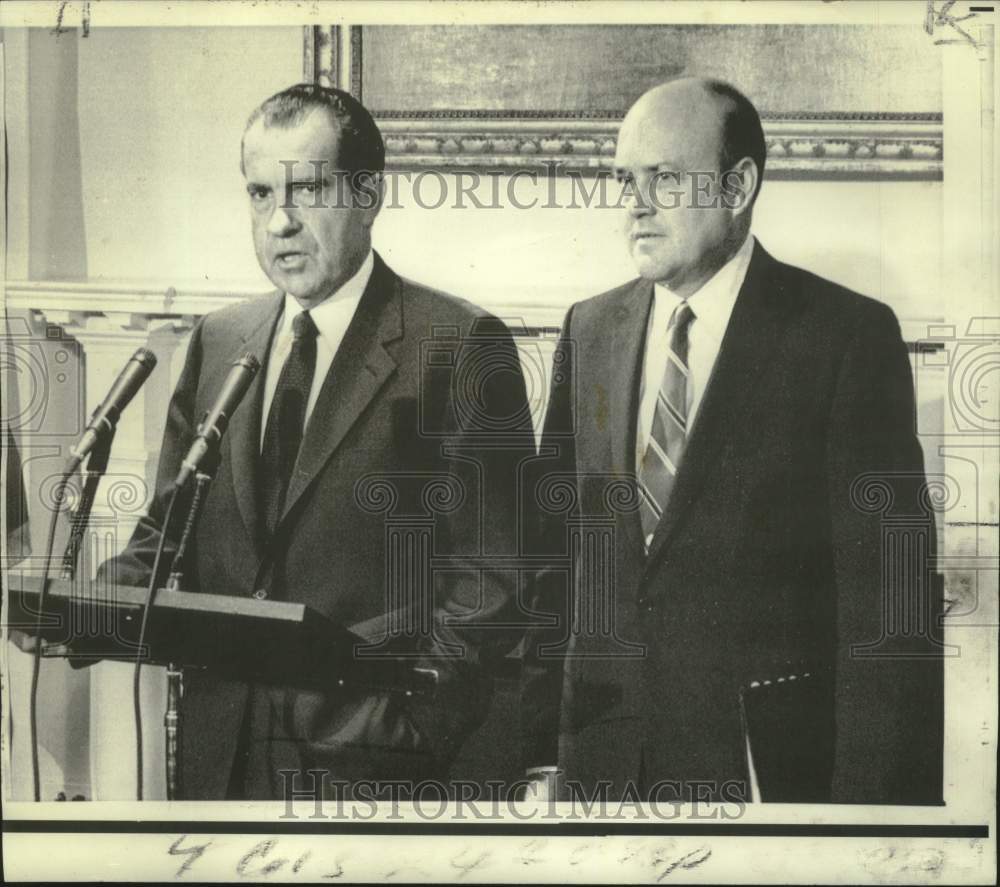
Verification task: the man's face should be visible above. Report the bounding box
[242,110,379,308]
[614,85,736,296]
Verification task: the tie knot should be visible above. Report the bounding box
[671,301,695,333]
[292,310,318,341]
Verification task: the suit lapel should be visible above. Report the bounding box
[608,279,654,557]
[278,254,402,528]
[644,243,786,567]
[225,293,284,548]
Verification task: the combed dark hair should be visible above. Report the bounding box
[704,79,766,205]
[242,83,385,174]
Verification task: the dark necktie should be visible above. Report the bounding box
[259,310,318,537]
[638,301,695,550]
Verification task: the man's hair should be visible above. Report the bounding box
[242,83,385,175]
[704,79,766,205]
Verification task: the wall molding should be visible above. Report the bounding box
[4,280,943,345]
[3,280,271,322]
[376,113,943,179]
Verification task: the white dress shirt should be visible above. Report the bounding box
[259,250,374,450]
[635,234,755,470]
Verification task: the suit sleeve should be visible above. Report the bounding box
[371,313,537,765]
[96,319,205,590]
[826,301,944,804]
[519,306,577,770]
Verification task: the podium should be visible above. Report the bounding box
[6,572,438,799]
[5,573,438,694]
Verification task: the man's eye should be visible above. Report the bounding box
[249,188,271,202]
[293,182,319,195]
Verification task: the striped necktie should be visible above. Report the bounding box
[638,301,695,550]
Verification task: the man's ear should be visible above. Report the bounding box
[721,157,758,218]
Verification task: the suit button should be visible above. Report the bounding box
[252,589,268,600]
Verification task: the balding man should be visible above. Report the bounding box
[521,78,943,805]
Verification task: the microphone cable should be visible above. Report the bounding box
[28,459,77,801]
[131,482,182,801]
[130,351,258,798]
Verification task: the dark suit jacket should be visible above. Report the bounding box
[102,252,533,799]
[521,241,944,805]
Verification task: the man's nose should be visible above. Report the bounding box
[266,203,300,236]
[625,180,654,218]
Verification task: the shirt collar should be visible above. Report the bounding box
[279,249,374,341]
[653,234,755,340]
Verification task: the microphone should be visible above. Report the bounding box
[175,352,260,487]
[70,348,158,464]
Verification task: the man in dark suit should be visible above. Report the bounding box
[521,78,944,805]
[100,84,533,800]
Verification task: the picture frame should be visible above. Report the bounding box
[304,23,943,178]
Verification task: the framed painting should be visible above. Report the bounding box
[304,23,943,178]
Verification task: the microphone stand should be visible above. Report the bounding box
[60,431,115,583]
[162,446,219,801]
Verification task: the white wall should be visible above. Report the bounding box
[376,174,944,325]
[75,26,302,286]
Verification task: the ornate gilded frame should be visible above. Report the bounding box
[304,25,942,179]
